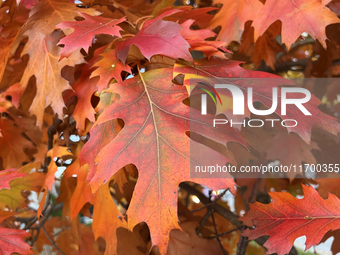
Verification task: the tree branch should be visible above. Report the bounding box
[179,182,242,228]
[42,225,66,255]
[237,178,261,255]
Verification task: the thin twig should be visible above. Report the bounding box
[237,178,261,255]
[211,211,228,255]
[30,228,40,246]
[178,203,210,215]
[206,227,241,239]
[196,208,212,235]
[42,225,67,255]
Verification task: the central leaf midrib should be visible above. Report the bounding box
[139,70,162,224]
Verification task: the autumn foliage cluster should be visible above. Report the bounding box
[2,0,340,254]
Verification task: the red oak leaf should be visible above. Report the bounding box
[242,185,340,255]
[0,211,33,255]
[155,6,218,28]
[80,68,244,253]
[116,10,192,64]
[56,13,125,58]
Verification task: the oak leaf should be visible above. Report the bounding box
[63,159,95,219]
[63,46,108,132]
[242,184,340,255]
[317,178,340,198]
[209,0,262,44]
[156,6,217,28]
[81,68,244,252]
[90,49,132,92]
[20,31,85,126]
[0,211,33,255]
[0,162,45,209]
[180,19,228,59]
[65,71,99,133]
[0,24,22,84]
[92,181,126,255]
[0,118,35,169]
[56,13,125,59]
[167,222,224,255]
[18,0,98,37]
[116,10,192,64]
[0,168,26,190]
[252,0,340,49]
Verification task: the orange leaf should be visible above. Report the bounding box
[92,181,126,255]
[252,0,340,49]
[20,31,85,126]
[90,49,131,92]
[209,0,262,44]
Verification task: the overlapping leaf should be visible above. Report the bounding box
[116,10,192,64]
[92,181,126,255]
[0,211,33,255]
[0,163,45,210]
[56,13,125,58]
[14,0,98,125]
[252,0,340,49]
[242,185,340,255]
[80,68,244,252]
[18,0,98,37]
[20,31,85,126]
[180,19,228,59]
[0,118,36,169]
[209,0,262,44]
[90,49,132,92]
[0,168,26,190]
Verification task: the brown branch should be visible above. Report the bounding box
[42,225,67,255]
[206,227,241,239]
[237,178,261,255]
[179,182,242,228]
[196,208,212,236]
[211,211,228,255]
[30,228,40,246]
[178,204,210,215]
